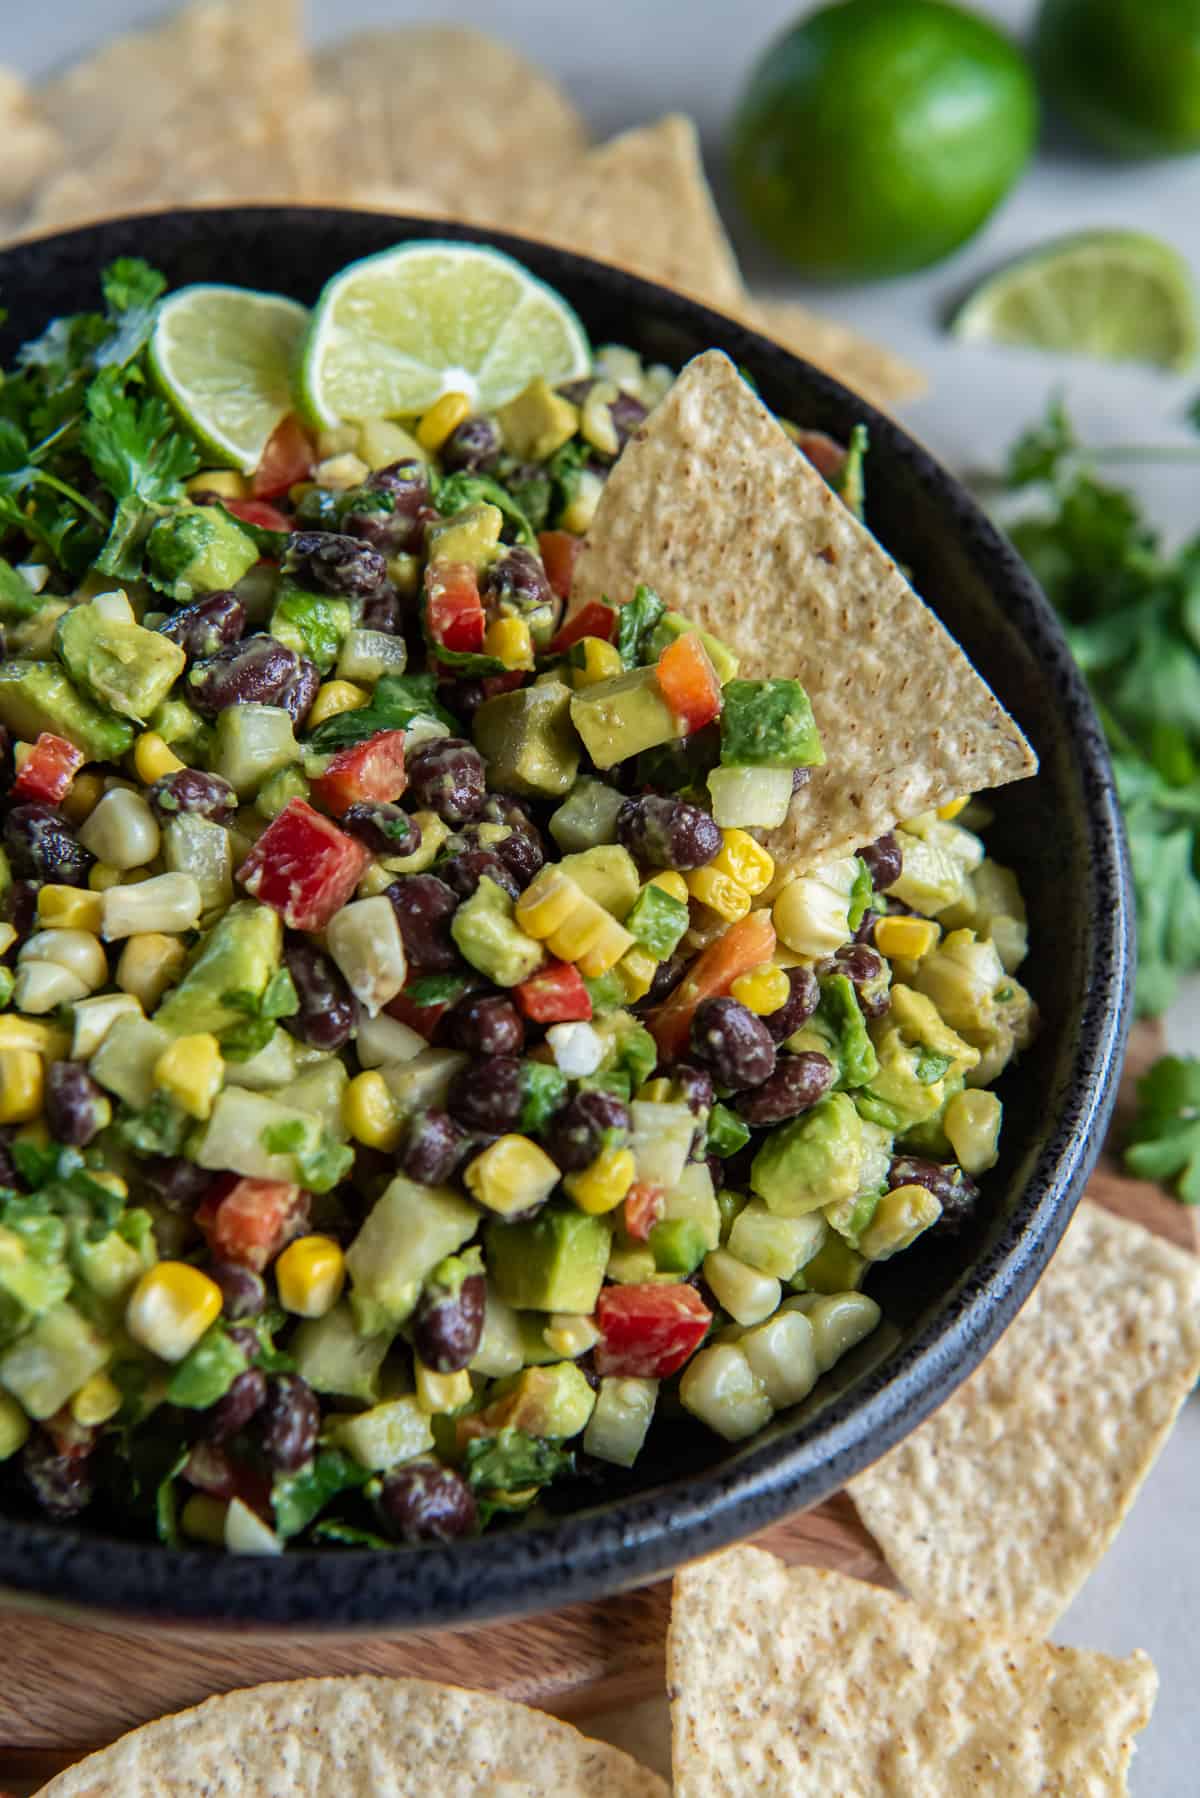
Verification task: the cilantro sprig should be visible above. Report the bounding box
[1123,1054,1200,1203]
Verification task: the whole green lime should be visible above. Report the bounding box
[729,0,1038,280]
[1036,0,1200,157]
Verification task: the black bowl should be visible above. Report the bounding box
[0,209,1132,1629]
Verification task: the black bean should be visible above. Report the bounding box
[441,847,520,902]
[735,1052,835,1125]
[481,798,545,887]
[441,679,486,724]
[278,655,320,727]
[401,1109,471,1185]
[183,1440,238,1497]
[824,943,890,1019]
[208,1260,267,1319]
[447,993,525,1057]
[481,545,554,617]
[378,1460,477,1542]
[22,1431,94,1517]
[690,997,777,1090]
[345,461,433,554]
[889,1155,979,1236]
[44,1062,108,1148]
[764,965,820,1043]
[4,879,37,934]
[447,1056,523,1135]
[412,1271,486,1372]
[670,1062,715,1115]
[405,737,486,825]
[205,1367,267,1442]
[609,389,648,446]
[359,582,405,635]
[283,530,389,599]
[705,1151,726,1190]
[147,768,237,823]
[544,1089,630,1172]
[385,874,460,971]
[283,938,355,1051]
[341,801,420,859]
[260,1373,320,1472]
[643,951,688,1008]
[3,804,92,887]
[0,1131,17,1190]
[187,633,303,716]
[158,589,246,660]
[859,831,902,890]
[441,417,501,473]
[617,795,721,870]
[141,1156,214,1214]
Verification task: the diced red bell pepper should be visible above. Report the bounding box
[252,413,314,499]
[11,732,85,805]
[425,560,485,654]
[657,631,723,733]
[310,729,407,817]
[514,959,592,1023]
[236,799,369,930]
[594,1282,712,1379]
[792,428,847,481]
[224,496,292,532]
[195,1177,309,1273]
[385,991,450,1041]
[623,1182,666,1242]
[647,909,777,1062]
[538,530,584,603]
[549,597,616,655]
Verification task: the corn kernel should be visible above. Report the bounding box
[12,960,90,1014]
[0,923,14,957]
[37,886,103,932]
[308,680,370,729]
[0,1016,65,1057]
[874,915,941,961]
[859,1184,941,1261]
[186,468,247,500]
[544,1313,602,1358]
[381,810,447,875]
[125,1262,223,1362]
[937,795,970,821]
[70,1370,123,1427]
[342,1069,405,1150]
[615,945,658,1002]
[564,1146,637,1215]
[647,870,689,906]
[153,1033,224,1121]
[416,390,472,452]
[464,1134,561,1217]
[116,932,188,1010]
[702,1248,781,1326]
[314,451,369,491]
[516,868,584,938]
[415,1359,473,1415]
[88,862,125,892]
[484,615,535,671]
[0,1049,43,1125]
[59,770,104,825]
[275,1235,346,1319]
[685,867,751,923]
[574,911,635,978]
[545,905,608,963]
[730,963,791,1015]
[18,927,107,990]
[356,863,396,899]
[133,731,185,784]
[712,829,775,896]
[571,636,623,687]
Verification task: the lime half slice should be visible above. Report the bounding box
[150,285,310,473]
[299,240,591,428]
[952,230,1200,371]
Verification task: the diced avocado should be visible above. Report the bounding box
[57,597,186,723]
[798,1235,867,1294]
[516,1311,563,1367]
[469,1283,524,1377]
[649,1218,709,1274]
[569,665,686,769]
[485,1361,596,1438]
[211,703,300,798]
[751,1092,864,1217]
[154,900,283,1038]
[358,418,428,468]
[855,1022,951,1133]
[822,1120,892,1245]
[451,876,543,986]
[549,778,625,852]
[0,1302,109,1420]
[291,1299,393,1402]
[728,1201,827,1280]
[163,813,234,925]
[473,679,580,798]
[583,1375,658,1467]
[149,696,212,762]
[719,679,824,769]
[381,1049,469,1118]
[788,973,878,1089]
[331,1394,434,1470]
[707,1102,751,1160]
[912,930,1034,1076]
[625,881,689,959]
[606,1241,657,1284]
[166,1323,248,1409]
[427,503,503,570]
[886,983,981,1082]
[147,504,259,601]
[0,1225,71,1349]
[69,1220,152,1307]
[497,378,579,461]
[559,845,640,919]
[336,626,409,685]
[345,1175,479,1329]
[662,1161,721,1252]
[486,1207,611,1313]
[888,820,983,914]
[269,583,352,673]
[89,1014,171,1110]
[647,612,740,683]
[938,859,1028,974]
[275,1058,349,1138]
[0,659,133,762]
[8,599,70,659]
[255,764,311,820]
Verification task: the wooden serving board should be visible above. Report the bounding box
[0,1023,1191,1794]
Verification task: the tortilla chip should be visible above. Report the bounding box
[848,1200,1200,1636]
[513,115,746,315]
[668,1547,1157,1797]
[748,297,928,409]
[0,69,61,211]
[39,1675,668,1797]
[570,350,1035,868]
[314,27,587,224]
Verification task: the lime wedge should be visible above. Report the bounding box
[951,230,1199,371]
[298,241,591,428]
[150,285,309,473]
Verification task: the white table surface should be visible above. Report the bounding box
[11,2,1200,1789]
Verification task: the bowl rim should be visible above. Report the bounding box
[0,207,1134,1631]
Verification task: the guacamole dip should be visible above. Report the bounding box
[0,258,1035,1552]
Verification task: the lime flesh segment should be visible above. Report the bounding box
[951,230,1199,371]
[150,285,310,474]
[299,241,591,428]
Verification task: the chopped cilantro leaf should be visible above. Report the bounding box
[1123,1054,1200,1203]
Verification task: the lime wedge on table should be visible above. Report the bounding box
[149,286,309,474]
[298,241,591,429]
[951,231,1199,371]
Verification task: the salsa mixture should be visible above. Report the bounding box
[0,257,1034,1552]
